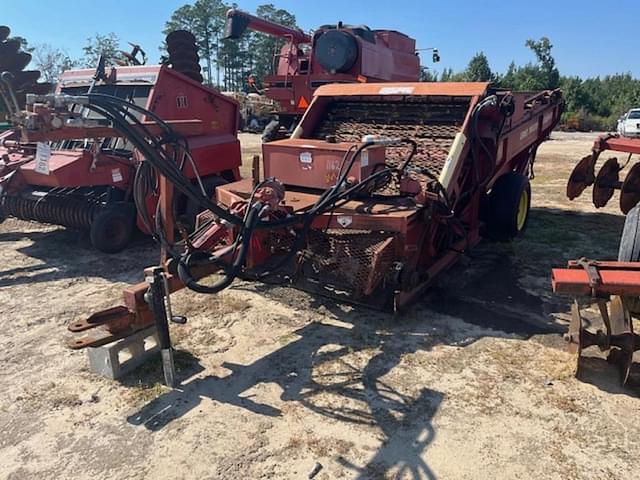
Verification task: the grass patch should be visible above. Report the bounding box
[121,349,201,404]
[508,208,624,277]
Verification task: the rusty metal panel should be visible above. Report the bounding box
[313,82,490,98]
[301,229,397,297]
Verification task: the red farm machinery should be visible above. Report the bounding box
[5,79,563,384]
[0,30,241,252]
[552,134,640,386]
[223,8,428,138]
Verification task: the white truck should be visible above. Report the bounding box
[617,108,640,137]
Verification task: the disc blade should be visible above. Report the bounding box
[622,306,635,385]
[568,300,583,357]
[593,157,619,208]
[620,162,640,214]
[11,69,40,90]
[567,153,597,200]
[0,38,20,57]
[609,295,631,335]
[0,50,31,73]
[166,30,197,45]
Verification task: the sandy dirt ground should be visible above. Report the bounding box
[0,132,638,480]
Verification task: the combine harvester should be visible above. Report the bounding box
[7,79,563,383]
[0,30,242,252]
[223,8,430,138]
[552,133,640,386]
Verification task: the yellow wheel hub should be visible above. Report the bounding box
[516,189,529,231]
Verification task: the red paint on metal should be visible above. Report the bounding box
[263,139,386,189]
[312,82,490,98]
[224,9,421,117]
[0,64,242,236]
[552,267,640,296]
[72,81,563,346]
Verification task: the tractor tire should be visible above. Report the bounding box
[485,172,531,241]
[618,204,640,315]
[90,202,136,254]
[618,204,640,262]
[262,119,280,143]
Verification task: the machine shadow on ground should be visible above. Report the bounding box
[0,224,155,287]
[119,204,634,475]
[432,206,624,329]
[126,317,446,478]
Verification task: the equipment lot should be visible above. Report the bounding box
[0,132,638,480]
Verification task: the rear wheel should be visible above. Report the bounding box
[484,172,531,241]
[619,204,640,262]
[90,202,136,254]
[618,204,640,315]
[262,119,281,142]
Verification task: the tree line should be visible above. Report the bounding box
[422,38,640,130]
[26,1,295,93]
[22,2,640,131]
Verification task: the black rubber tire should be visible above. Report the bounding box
[618,204,640,315]
[485,172,531,241]
[618,204,640,262]
[262,119,281,143]
[90,202,136,254]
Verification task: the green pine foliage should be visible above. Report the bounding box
[435,38,639,131]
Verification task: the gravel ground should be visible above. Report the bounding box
[0,132,638,480]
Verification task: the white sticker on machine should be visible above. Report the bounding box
[378,86,415,95]
[112,168,124,183]
[34,142,51,175]
[299,151,313,171]
[361,150,369,167]
[337,216,352,228]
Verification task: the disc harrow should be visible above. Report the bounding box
[567,297,639,385]
[567,134,640,213]
[553,259,640,386]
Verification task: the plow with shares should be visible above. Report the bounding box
[8,80,563,385]
[552,134,640,386]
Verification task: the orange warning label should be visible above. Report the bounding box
[297,96,309,109]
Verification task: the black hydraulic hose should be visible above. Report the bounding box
[88,93,176,135]
[177,202,262,293]
[254,138,422,279]
[471,95,500,189]
[84,99,247,227]
[398,138,418,172]
[80,96,437,273]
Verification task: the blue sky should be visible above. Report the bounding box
[4,0,638,78]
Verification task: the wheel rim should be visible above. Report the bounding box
[516,189,529,231]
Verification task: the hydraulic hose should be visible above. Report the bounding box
[177,201,262,293]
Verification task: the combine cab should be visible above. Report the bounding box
[0,31,241,253]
